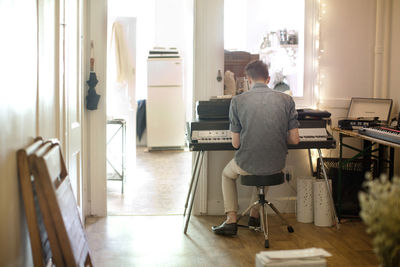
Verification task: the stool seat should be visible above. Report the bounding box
[237,171,293,248]
[240,172,284,186]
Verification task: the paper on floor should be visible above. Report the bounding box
[255,248,331,267]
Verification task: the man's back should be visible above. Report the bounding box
[229,83,299,175]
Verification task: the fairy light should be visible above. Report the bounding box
[314,59,319,68]
[314,0,324,107]
[314,85,319,100]
[310,0,322,109]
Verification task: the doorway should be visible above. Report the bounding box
[106,0,194,216]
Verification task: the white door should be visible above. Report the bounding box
[62,0,84,219]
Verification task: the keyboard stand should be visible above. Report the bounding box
[333,127,398,219]
[183,150,205,234]
[183,146,340,234]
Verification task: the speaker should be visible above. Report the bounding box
[317,158,378,218]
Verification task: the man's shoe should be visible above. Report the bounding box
[248,216,260,229]
[211,221,237,236]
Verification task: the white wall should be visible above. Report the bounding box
[108,0,156,101]
[154,0,194,122]
[319,0,377,109]
[37,0,59,140]
[88,0,108,216]
[389,0,400,113]
[0,1,40,266]
[0,0,90,264]
[389,0,400,175]
[193,0,225,215]
[289,0,383,210]
[318,0,377,162]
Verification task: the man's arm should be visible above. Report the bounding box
[287,128,300,145]
[231,132,240,149]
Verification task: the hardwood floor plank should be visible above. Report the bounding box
[107,148,191,215]
[85,214,379,267]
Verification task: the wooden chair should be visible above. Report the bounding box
[30,142,93,267]
[17,137,55,267]
[224,50,259,78]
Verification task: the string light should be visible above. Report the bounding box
[314,0,324,107]
[314,85,319,100]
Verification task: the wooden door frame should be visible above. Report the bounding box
[193,0,225,215]
[87,0,200,217]
[85,0,108,217]
[58,0,88,219]
[81,0,91,219]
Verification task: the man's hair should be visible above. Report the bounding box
[245,60,269,81]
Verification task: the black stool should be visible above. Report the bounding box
[237,172,294,248]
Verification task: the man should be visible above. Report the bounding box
[212,60,300,236]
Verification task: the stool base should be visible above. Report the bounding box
[237,186,294,248]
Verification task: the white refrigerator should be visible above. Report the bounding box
[146,57,185,149]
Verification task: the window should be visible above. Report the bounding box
[224,0,318,107]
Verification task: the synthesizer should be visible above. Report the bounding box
[188,120,233,151]
[187,119,336,151]
[358,126,400,145]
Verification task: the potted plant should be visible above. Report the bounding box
[359,174,400,267]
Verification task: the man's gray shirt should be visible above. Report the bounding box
[229,83,299,175]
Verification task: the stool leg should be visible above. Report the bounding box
[259,204,269,248]
[237,201,260,223]
[266,200,294,233]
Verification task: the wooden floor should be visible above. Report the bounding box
[85,214,378,267]
[97,148,379,266]
[107,147,192,215]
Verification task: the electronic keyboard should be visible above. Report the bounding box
[358,126,400,145]
[187,119,336,151]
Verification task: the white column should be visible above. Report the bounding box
[87,0,108,216]
[193,0,225,214]
[374,0,392,98]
